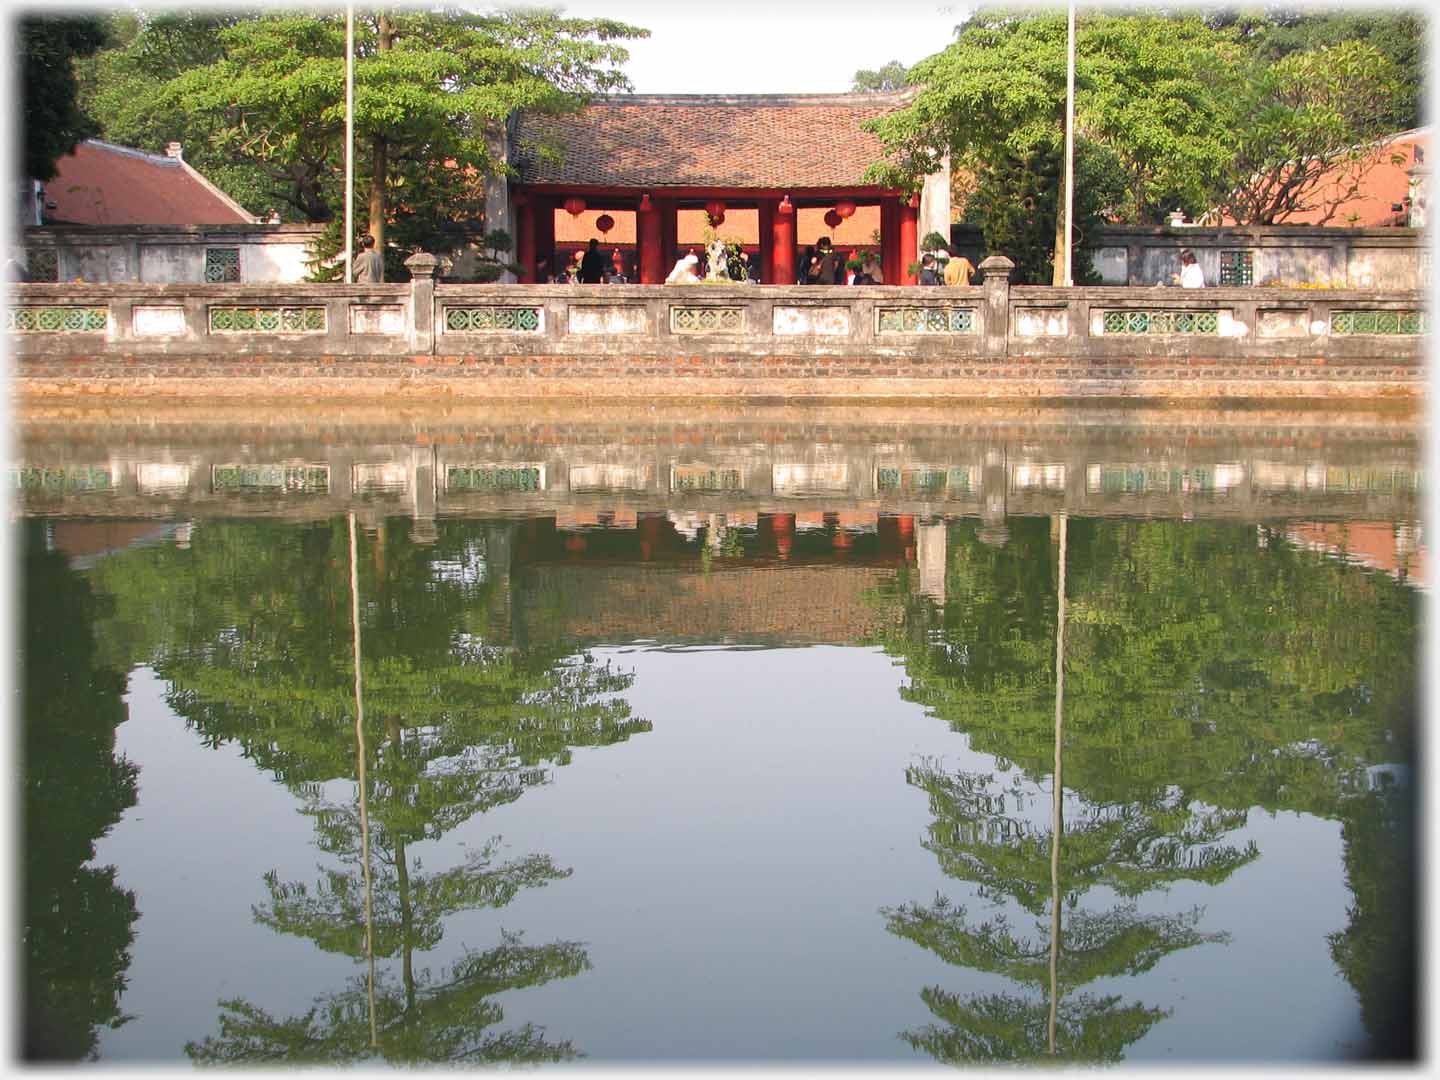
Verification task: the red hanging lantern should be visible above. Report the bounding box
[777,195,794,216]
[824,209,843,230]
[563,196,587,217]
[595,213,615,235]
[705,199,727,226]
[835,199,857,219]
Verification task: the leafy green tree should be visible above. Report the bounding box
[865,10,1235,281]
[134,8,645,257]
[72,11,277,216]
[19,13,107,182]
[851,59,912,93]
[20,522,140,1060]
[1205,7,1426,131]
[1207,40,1408,224]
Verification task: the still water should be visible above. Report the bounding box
[17,405,1420,1065]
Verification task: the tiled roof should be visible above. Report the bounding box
[44,140,255,226]
[513,92,912,190]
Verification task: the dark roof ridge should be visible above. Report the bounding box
[586,89,917,108]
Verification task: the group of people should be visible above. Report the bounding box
[795,237,885,285]
[347,235,1206,289]
[917,246,977,286]
[544,238,631,284]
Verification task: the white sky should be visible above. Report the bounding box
[542,0,968,94]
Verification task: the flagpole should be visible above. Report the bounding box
[344,4,355,283]
[1063,0,1076,287]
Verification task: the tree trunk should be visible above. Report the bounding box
[367,13,394,250]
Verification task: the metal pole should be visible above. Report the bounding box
[1062,0,1076,287]
[344,4,355,283]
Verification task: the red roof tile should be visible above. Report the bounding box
[44,140,255,226]
[514,92,912,190]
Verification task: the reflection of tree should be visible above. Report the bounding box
[1328,774,1416,1059]
[885,761,1235,1064]
[881,515,1419,1063]
[187,933,588,1064]
[888,518,1415,815]
[187,819,588,1065]
[117,516,646,1064]
[21,521,140,1060]
[903,988,1165,1065]
[907,764,1257,915]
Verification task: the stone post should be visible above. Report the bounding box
[405,252,440,355]
[978,254,1014,358]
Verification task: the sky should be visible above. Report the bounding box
[512,0,968,94]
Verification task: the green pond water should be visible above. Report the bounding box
[16,409,1420,1065]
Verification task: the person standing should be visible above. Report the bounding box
[1172,249,1205,288]
[353,235,384,283]
[579,238,607,284]
[917,251,942,285]
[943,248,975,286]
[815,237,842,284]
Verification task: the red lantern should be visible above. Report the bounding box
[705,199,726,226]
[835,199,856,219]
[564,196,587,217]
[824,209,843,230]
[595,213,615,235]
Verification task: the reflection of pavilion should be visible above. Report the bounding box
[502,510,945,646]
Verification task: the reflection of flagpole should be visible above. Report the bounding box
[1048,512,1068,1055]
[344,4,355,283]
[349,511,377,1049]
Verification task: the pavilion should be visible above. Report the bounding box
[499,91,949,285]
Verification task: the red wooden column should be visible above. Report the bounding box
[535,199,555,281]
[757,199,775,284]
[880,197,899,286]
[637,197,663,284]
[771,199,795,286]
[515,197,536,283]
[899,195,919,285]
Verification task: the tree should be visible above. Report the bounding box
[852,60,912,93]
[72,12,277,216]
[1205,8,1426,131]
[140,9,645,257]
[864,10,1236,282]
[18,14,107,182]
[1208,41,1408,224]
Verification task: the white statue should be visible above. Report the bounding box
[706,237,729,282]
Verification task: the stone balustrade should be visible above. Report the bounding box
[9,255,1427,400]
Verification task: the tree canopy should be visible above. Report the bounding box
[865,6,1421,280]
[74,7,647,270]
[19,14,107,182]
